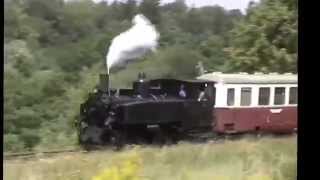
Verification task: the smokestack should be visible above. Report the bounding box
[98,74,109,93]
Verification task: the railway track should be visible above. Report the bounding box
[4,133,296,160]
[3,144,135,160]
[4,148,85,160]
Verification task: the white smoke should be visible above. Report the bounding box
[106,14,160,74]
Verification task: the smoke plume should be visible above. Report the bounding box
[106,14,159,74]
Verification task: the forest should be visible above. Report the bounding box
[4,0,297,152]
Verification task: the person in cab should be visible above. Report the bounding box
[179,84,187,98]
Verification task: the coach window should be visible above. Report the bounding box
[258,87,270,105]
[274,87,285,105]
[289,87,297,104]
[227,88,235,106]
[241,87,252,106]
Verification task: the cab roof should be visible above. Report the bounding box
[197,72,297,84]
[149,78,214,85]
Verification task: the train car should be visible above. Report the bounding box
[197,72,298,134]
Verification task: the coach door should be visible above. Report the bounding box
[264,87,289,132]
[196,83,215,127]
[182,83,214,129]
[197,83,215,127]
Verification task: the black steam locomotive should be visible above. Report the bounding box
[77,73,216,148]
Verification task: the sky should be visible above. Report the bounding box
[94,0,261,13]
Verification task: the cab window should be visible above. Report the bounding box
[227,88,235,106]
[289,87,297,104]
[274,87,285,105]
[258,87,270,105]
[241,87,252,106]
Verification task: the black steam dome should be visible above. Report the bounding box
[133,72,149,98]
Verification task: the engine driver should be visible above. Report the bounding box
[179,84,187,98]
[198,84,208,101]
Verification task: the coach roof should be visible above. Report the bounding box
[197,72,297,84]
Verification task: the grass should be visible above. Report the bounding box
[3,135,297,180]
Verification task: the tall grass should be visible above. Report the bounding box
[4,135,297,180]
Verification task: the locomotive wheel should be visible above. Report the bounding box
[152,126,175,146]
[79,125,104,144]
[139,137,151,145]
[109,129,125,150]
[152,131,169,145]
[81,143,97,151]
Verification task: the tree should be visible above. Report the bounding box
[199,35,228,71]
[121,0,137,20]
[24,0,63,21]
[179,8,205,35]
[225,0,297,73]
[161,0,187,14]
[94,2,111,29]
[56,0,97,42]
[178,5,236,36]
[4,1,39,41]
[139,0,161,25]
[6,40,35,77]
[150,46,205,79]
[225,9,243,33]
[199,6,228,35]
[109,0,124,20]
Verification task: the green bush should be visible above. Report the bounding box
[19,129,41,149]
[4,134,25,152]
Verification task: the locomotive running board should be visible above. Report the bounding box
[147,125,160,128]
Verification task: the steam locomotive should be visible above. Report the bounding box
[77,72,297,149]
[77,73,216,148]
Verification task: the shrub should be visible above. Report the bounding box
[92,151,143,180]
[4,134,25,152]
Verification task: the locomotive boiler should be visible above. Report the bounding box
[77,73,216,148]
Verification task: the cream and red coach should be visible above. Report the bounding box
[197,72,297,134]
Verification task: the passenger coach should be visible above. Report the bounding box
[198,72,297,134]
